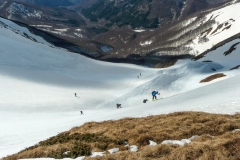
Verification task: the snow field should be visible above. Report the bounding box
[1,11,240,159]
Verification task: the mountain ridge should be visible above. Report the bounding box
[0,0,237,67]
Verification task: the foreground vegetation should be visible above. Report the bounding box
[3,112,240,160]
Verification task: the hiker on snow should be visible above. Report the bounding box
[116,103,122,109]
[152,91,159,100]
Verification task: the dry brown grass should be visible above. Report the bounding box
[200,73,226,83]
[3,112,240,160]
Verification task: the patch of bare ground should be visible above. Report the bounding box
[222,24,231,31]
[230,65,240,70]
[200,73,226,83]
[211,23,223,35]
[3,112,240,160]
[154,60,177,68]
[202,60,212,62]
[199,28,212,37]
[224,42,240,56]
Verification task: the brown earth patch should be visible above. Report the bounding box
[200,73,226,83]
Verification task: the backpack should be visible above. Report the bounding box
[152,91,156,96]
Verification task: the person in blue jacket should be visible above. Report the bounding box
[152,91,159,100]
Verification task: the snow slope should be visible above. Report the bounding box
[189,1,240,55]
[1,17,240,158]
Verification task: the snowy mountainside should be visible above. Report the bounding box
[189,1,240,55]
[1,16,240,158]
[196,38,240,69]
[0,17,157,112]
[0,15,239,113]
[10,2,42,19]
[0,15,239,108]
[99,36,240,108]
[0,18,50,45]
[101,0,240,65]
[0,0,87,38]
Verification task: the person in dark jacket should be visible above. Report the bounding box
[143,99,148,103]
[116,103,122,109]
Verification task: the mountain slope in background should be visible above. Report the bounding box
[95,0,240,66]
[0,0,235,67]
[74,0,228,28]
[14,0,82,7]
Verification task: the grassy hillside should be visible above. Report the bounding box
[3,111,240,160]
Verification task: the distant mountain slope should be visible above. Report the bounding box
[14,0,82,7]
[96,0,240,66]
[74,0,228,29]
[0,0,236,67]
